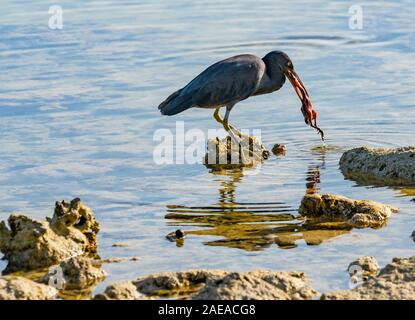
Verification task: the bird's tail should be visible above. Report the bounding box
[158,89,194,116]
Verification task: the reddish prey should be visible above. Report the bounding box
[286,70,324,141]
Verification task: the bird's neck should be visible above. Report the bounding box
[256,59,286,95]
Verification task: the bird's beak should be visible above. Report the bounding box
[285,69,324,140]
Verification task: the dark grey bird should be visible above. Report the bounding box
[158,51,324,140]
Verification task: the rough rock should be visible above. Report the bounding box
[166,229,186,242]
[271,144,286,156]
[192,270,318,300]
[340,146,415,186]
[42,256,106,290]
[94,281,149,300]
[0,276,57,300]
[299,193,398,228]
[204,135,269,170]
[348,256,379,278]
[322,256,415,300]
[94,269,319,300]
[0,198,99,274]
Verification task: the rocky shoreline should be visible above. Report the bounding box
[0,146,414,300]
[3,254,415,300]
[0,196,412,300]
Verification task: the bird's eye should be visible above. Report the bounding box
[287,61,293,69]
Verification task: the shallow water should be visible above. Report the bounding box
[0,1,414,296]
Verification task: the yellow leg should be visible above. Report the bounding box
[213,107,223,124]
[222,109,242,137]
[220,108,267,160]
[220,109,251,163]
[214,107,242,136]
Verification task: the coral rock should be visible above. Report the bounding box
[0,276,57,300]
[271,144,286,156]
[0,198,99,274]
[94,281,149,300]
[322,256,415,300]
[340,146,415,186]
[299,193,398,228]
[348,256,379,279]
[192,270,318,300]
[95,269,319,300]
[42,256,106,290]
[204,135,268,170]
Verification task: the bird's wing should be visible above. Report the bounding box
[181,55,265,107]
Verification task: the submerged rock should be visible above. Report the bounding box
[94,269,319,300]
[299,194,398,228]
[166,229,186,242]
[101,257,140,264]
[111,242,129,247]
[340,146,415,186]
[42,256,106,290]
[322,256,415,300]
[0,198,100,274]
[0,276,57,300]
[271,144,286,156]
[204,135,269,171]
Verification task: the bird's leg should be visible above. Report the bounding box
[213,107,223,125]
[223,107,243,138]
[222,107,252,164]
[214,107,239,143]
[213,106,241,153]
[214,107,242,137]
[223,107,267,159]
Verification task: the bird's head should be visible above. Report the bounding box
[266,51,324,140]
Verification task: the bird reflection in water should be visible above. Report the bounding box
[165,148,352,251]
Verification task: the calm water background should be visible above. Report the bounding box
[0,1,414,296]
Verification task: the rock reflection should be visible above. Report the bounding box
[165,148,352,251]
[305,153,325,195]
[341,172,415,199]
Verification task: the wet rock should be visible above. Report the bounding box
[204,135,268,171]
[340,146,415,186]
[192,270,318,300]
[271,144,286,156]
[299,193,398,228]
[101,258,125,264]
[112,242,129,247]
[348,256,379,279]
[94,282,149,300]
[166,229,186,242]
[0,198,100,274]
[322,256,415,300]
[101,257,140,264]
[0,276,57,300]
[42,256,106,290]
[95,269,319,300]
